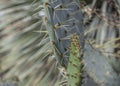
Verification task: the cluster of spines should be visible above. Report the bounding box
[66,34,84,86]
[43,0,84,68]
[43,0,84,85]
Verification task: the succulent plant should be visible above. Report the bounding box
[43,0,85,67]
[43,0,120,86]
[43,0,85,85]
[0,0,61,86]
[0,0,120,86]
[84,43,120,86]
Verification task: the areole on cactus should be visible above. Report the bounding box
[43,0,85,85]
[43,0,120,86]
[0,0,120,86]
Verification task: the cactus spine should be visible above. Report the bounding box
[67,34,83,86]
[43,0,84,67]
[43,0,85,85]
[43,0,120,86]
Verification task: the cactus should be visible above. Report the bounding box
[43,0,120,86]
[43,0,85,85]
[0,0,61,86]
[0,0,120,86]
[66,34,83,86]
[83,43,120,86]
[43,0,85,67]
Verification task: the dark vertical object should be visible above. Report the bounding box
[44,0,85,67]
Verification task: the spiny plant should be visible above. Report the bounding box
[84,0,120,74]
[43,0,85,85]
[43,0,85,67]
[0,0,120,86]
[0,0,63,86]
[66,34,83,86]
[43,0,120,86]
[83,0,120,85]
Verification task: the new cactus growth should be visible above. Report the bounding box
[67,34,83,86]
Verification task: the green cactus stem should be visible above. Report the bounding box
[67,34,83,86]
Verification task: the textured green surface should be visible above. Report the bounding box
[67,34,83,86]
